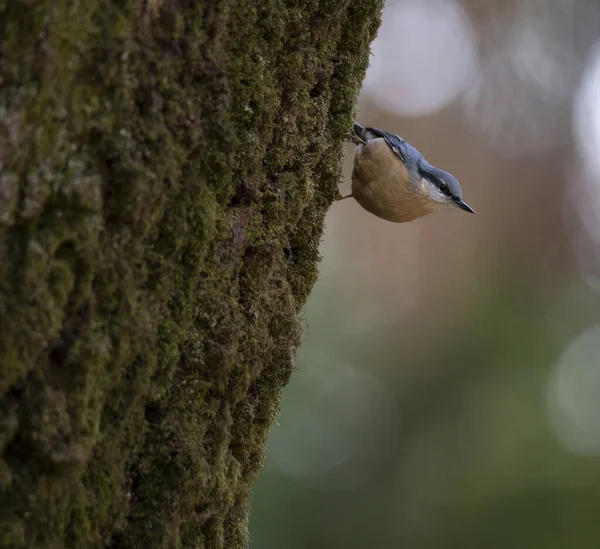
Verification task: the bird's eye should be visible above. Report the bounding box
[440,183,449,194]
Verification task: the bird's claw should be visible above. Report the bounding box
[334,189,352,201]
[344,131,366,146]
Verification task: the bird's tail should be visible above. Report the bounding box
[353,122,365,139]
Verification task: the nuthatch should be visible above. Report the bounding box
[337,122,475,223]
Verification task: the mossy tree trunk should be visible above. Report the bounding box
[0,0,382,547]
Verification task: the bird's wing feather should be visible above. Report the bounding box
[364,127,409,164]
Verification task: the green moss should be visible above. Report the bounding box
[0,0,383,546]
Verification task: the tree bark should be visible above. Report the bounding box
[0,0,382,547]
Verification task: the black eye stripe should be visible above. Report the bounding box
[419,169,451,195]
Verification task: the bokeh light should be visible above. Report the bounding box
[547,324,600,456]
[363,0,477,117]
[571,38,600,294]
[462,0,590,156]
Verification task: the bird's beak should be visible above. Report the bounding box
[453,197,475,214]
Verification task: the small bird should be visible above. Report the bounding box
[338,122,475,223]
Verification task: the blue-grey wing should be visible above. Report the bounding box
[365,128,417,164]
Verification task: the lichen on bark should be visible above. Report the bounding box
[0,0,383,547]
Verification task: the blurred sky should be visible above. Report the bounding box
[251,1,600,547]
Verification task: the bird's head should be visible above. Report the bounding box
[416,164,475,214]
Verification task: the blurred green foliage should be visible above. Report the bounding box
[251,267,600,548]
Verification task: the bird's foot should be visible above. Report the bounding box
[344,131,366,146]
[335,190,353,201]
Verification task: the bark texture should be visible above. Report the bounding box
[0,0,382,547]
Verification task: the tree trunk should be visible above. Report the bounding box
[0,0,382,547]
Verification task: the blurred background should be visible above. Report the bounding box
[250,0,600,546]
